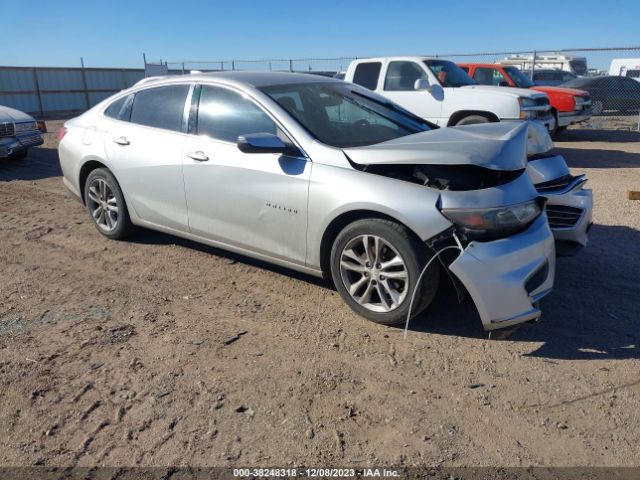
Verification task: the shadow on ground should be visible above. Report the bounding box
[398,223,640,360]
[0,147,61,181]
[129,228,333,290]
[552,146,640,169]
[557,129,640,143]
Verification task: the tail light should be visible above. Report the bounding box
[58,127,68,142]
[37,120,47,133]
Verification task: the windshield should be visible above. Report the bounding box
[423,60,476,87]
[259,82,432,148]
[504,66,534,88]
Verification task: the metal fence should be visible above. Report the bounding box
[2,46,639,130]
[0,66,149,118]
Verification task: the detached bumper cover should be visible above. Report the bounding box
[449,215,556,331]
[528,154,593,247]
[545,186,593,246]
[0,132,43,158]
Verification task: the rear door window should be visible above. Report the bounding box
[352,62,382,90]
[130,85,190,132]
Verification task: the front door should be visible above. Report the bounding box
[182,84,310,265]
[380,60,444,124]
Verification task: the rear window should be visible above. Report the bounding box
[130,85,190,132]
[104,94,133,121]
[352,62,381,90]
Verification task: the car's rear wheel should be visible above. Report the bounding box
[84,168,133,240]
[455,114,491,126]
[330,218,439,325]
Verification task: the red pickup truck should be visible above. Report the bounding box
[459,63,592,135]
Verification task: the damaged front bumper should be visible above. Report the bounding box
[448,214,556,330]
[527,154,593,247]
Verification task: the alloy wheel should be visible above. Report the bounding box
[87,178,119,232]
[339,234,409,313]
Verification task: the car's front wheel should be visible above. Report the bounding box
[330,218,439,325]
[84,168,133,240]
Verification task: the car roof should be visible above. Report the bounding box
[458,63,502,68]
[353,56,438,62]
[135,71,341,89]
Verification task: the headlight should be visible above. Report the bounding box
[519,97,538,119]
[519,97,537,110]
[441,201,541,236]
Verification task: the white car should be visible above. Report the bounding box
[0,106,44,160]
[345,57,555,131]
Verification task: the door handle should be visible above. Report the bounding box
[187,151,209,162]
[112,136,130,146]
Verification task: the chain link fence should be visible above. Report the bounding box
[167,46,640,131]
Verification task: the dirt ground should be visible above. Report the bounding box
[0,121,639,469]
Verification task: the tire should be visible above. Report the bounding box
[84,168,133,240]
[592,100,604,116]
[455,114,491,126]
[549,110,559,138]
[330,218,440,326]
[9,149,28,160]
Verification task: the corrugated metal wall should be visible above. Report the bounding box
[0,66,148,117]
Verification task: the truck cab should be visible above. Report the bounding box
[345,57,555,131]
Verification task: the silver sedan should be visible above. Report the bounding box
[58,72,555,330]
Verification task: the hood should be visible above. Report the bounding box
[461,84,547,98]
[531,86,589,97]
[0,105,36,123]
[344,122,528,171]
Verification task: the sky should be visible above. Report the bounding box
[2,0,640,70]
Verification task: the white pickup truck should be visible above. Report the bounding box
[345,56,555,131]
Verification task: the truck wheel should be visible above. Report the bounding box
[330,218,440,326]
[549,110,559,137]
[455,115,491,126]
[592,100,604,116]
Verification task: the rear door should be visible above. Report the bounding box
[181,84,310,264]
[104,84,191,231]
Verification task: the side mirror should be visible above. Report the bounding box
[237,133,287,154]
[414,78,430,91]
